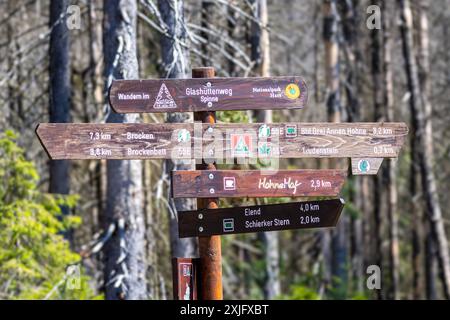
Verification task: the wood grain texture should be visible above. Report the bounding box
[178,198,345,237]
[192,66,223,301]
[171,169,347,198]
[36,122,408,160]
[109,76,308,113]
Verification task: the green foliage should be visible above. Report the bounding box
[327,275,348,299]
[217,110,249,123]
[340,177,361,220]
[0,130,96,299]
[279,285,320,300]
[349,292,368,300]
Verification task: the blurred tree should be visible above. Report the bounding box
[381,1,400,300]
[370,0,384,300]
[398,0,450,299]
[340,0,364,295]
[323,0,348,298]
[0,131,95,299]
[102,0,147,300]
[49,0,71,239]
[249,0,281,300]
[158,0,198,260]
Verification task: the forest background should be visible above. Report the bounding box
[0,0,449,300]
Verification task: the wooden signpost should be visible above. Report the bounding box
[36,122,408,175]
[178,199,345,238]
[35,67,408,301]
[171,169,347,198]
[172,258,199,300]
[109,76,308,113]
[192,67,222,300]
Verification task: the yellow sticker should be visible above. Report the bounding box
[285,83,301,100]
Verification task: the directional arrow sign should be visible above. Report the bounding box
[171,169,347,198]
[35,123,185,160]
[178,198,345,237]
[36,122,407,175]
[109,76,308,113]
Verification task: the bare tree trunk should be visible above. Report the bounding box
[158,0,197,259]
[200,0,214,67]
[340,0,363,293]
[103,0,147,300]
[322,0,339,291]
[226,0,239,76]
[417,0,438,300]
[425,228,438,299]
[313,1,321,104]
[88,0,104,118]
[398,0,450,299]
[5,1,14,131]
[382,1,400,300]
[408,0,424,300]
[323,0,347,297]
[49,0,71,234]
[250,0,280,299]
[250,0,270,78]
[406,18,424,298]
[87,0,106,289]
[370,0,384,300]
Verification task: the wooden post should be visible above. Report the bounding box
[192,67,223,300]
[172,257,199,300]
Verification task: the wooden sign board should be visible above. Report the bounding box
[109,76,308,113]
[178,199,345,237]
[172,258,198,300]
[171,169,347,198]
[36,122,407,167]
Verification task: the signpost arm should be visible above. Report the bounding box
[192,67,223,300]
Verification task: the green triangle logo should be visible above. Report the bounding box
[234,136,249,152]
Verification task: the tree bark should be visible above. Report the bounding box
[398,0,450,299]
[425,229,438,299]
[323,0,347,297]
[370,0,384,300]
[49,0,71,228]
[103,0,147,300]
[417,0,438,300]
[340,0,364,293]
[158,0,197,259]
[250,0,280,300]
[226,0,239,76]
[200,0,214,67]
[382,0,400,300]
[250,0,270,79]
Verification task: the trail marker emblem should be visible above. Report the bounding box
[230,134,253,156]
[258,142,271,155]
[258,124,271,138]
[285,83,301,99]
[358,159,370,173]
[153,83,177,109]
[177,129,191,142]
